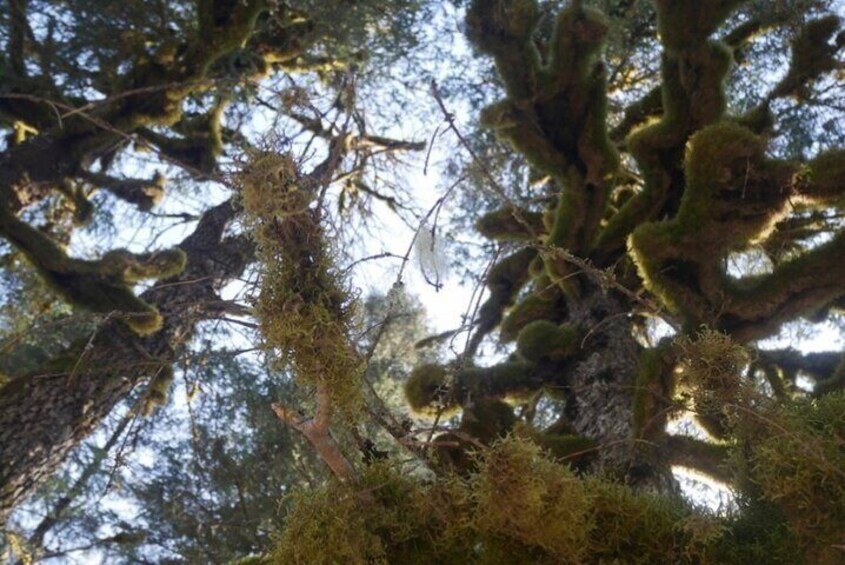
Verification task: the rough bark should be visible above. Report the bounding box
[0,200,251,525]
[563,284,677,493]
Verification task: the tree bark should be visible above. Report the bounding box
[0,200,251,525]
[564,284,677,494]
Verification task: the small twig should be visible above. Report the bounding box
[272,387,356,481]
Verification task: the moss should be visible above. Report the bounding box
[456,361,541,404]
[515,320,579,363]
[404,364,457,418]
[271,463,473,564]
[654,0,746,52]
[406,361,540,417]
[0,207,183,335]
[681,121,766,226]
[102,248,187,282]
[465,0,541,99]
[475,206,544,241]
[533,432,596,466]
[472,437,592,562]
[141,365,174,415]
[799,148,845,202]
[542,4,608,93]
[238,151,363,419]
[675,328,749,415]
[711,498,801,564]
[748,392,845,559]
[735,103,774,135]
[460,398,517,444]
[486,247,537,303]
[631,344,673,440]
[587,476,718,564]
[273,437,833,562]
[123,309,164,336]
[436,399,519,474]
[499,291,563,342]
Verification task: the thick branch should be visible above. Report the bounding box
[666,435,732,485]
[81,170,166,211]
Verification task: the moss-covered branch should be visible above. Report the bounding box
[0,206,185,334]
[81,170,166,211]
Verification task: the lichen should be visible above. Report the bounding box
[237,151,363,418]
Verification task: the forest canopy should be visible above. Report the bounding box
[1,0,845,563]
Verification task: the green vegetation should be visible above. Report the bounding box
[3,0,845,563]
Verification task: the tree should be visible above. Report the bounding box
[0,0,429,538]
[269,0,845,563]
[2,0,845,563]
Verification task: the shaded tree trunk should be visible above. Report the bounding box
[563,283,676,493]
[0,200,251,524]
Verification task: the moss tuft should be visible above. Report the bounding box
[472,437,592,561]
[141,365,175,415]
[515,320,579,363]
[675,328,749,415]
[123,310,164,336]
[748,392,845,559]
[102,248,187,282]
[238,151,363,419]
[475,206,544,241]
[500,291,563,342]
[404,364,456,418]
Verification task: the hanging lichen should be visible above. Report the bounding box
[237,151,363,418]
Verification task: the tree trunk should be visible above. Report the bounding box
[0,200,251,525]
[564,283,677,494]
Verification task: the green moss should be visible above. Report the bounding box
[406,361,540,417]
[272,436,831,562]
[457,361,541,404]
[472,437,592,562]
[460,398,517,444]
[533,433,596,466]
[123,309,164,336]
[239,151,363,419]
[515,320,579,363]
[404,364,456,418]
[799,148,845,201]
[586,477,715,564]
[735,103,774,135]
[271,463,473,564]
[475,206,544,241]
[748,392,845,559]
[631,344,673,439]
[499,292,563,342]
[465,0,541,99]
[711,498,801,564]
[0,207,182,335]
[102,248,187,282]
[681,121,765,226]
[675,328,748,415]
[542,4,608,93]
[141,365,174,415]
